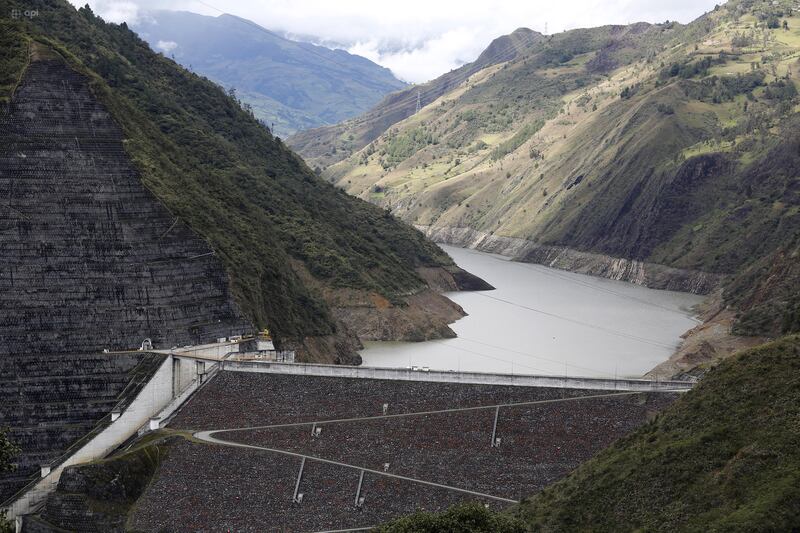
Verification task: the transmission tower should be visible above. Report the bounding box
[415,90,421,114]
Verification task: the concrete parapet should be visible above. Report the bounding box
[221,361,693,392]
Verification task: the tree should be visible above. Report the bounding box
[374,502,526,533]
[0,429,20,533]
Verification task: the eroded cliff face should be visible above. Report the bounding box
[287,263,492,363]
[326,288,465,344]
[0,58,251,355]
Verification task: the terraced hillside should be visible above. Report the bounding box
[0,0,484,519]
[0,41,249,506]
[0,0,486,363]
[0,57,251,355]
[299,0,800,353]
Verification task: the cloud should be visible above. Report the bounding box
[82,0,141,23]
[348,27,484,82]
[69,0,724,82]
[156,39,178,53]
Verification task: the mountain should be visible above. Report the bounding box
[294,0,800,368]
[0,0,487,364]
[288,27,544,169]
[132,10,407,137]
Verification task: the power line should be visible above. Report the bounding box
[430,339,552,375]
[512,262,700,319]
[455,336,618,378]
[454,247,701,319]
[472,292,677,349]
[329,32,543,129]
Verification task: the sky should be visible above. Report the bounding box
[70,0,724,83]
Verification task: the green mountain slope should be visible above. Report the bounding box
[287,28,544,170]
[380,335,800,531]
[132,10,407,137]
[0,0,475,361]
[303,0,800,340]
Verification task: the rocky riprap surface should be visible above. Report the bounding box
[109,372,677,531]
[168,371,607,431]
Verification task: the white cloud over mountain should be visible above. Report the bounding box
[70,0,723,82]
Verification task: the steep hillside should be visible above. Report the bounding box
[0,56,250,354]
[288,28,545,170]
[379,335,800,531]
[133,10,407,137]
[306,0,800,346]
[0,0,485,363]
[516,335,800,531]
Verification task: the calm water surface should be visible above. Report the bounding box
[359,245,704,378]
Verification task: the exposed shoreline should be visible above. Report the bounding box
[414,225,761,379]
[417,225,723,295]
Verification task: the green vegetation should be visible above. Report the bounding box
[382,126,438,168]
[314,0,800,337]
[516,336,800,531]
[131,10,406,137]
[376,502,525,533]
[1,0,453,344]
[31,435,176,531]
[491,120,545,160]
[0,429,19,532]
[659,55,727,80]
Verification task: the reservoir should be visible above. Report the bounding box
[359,245,704,378]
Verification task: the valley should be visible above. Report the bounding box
[294,0,800,361]
[1,0,798,531]
[132,10,407,137]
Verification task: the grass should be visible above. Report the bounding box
[317,0,800,338]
